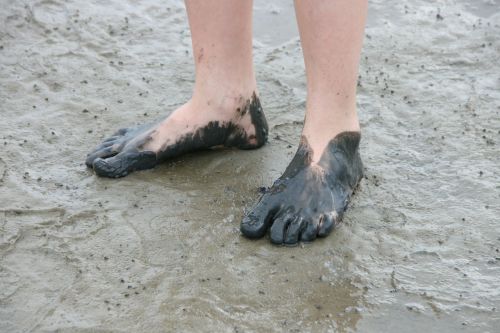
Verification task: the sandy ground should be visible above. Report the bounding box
[1,0,500,332]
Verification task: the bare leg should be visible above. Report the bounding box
[86,0,268,178]
[298,0,367,159]
[241,0,367,244]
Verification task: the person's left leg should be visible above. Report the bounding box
[241,0,367,244]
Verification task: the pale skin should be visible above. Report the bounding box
[296,0,367,162]
[86,0,368,244]
[146,0,259,152]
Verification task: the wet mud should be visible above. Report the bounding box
[1,0,500,332]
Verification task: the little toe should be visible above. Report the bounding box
[240,197,279,239]
[270,213,294,244]
[317,213,336,237]
[284,216,305,245]
[92,150,157,178]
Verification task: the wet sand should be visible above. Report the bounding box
[1,0,500,332]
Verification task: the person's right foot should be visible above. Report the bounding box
[86,92,268,178]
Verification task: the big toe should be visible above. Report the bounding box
[240,197,278,239]
[92,150,157,178]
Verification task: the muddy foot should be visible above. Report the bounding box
[240,131,363,245]
[86,93,268,178]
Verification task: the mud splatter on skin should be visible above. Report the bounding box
[241,132,363,244]
[85,93,268,178]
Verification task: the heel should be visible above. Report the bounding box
[225,93,269,149]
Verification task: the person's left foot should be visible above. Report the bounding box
[240,131,363,245]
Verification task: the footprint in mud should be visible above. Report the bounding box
[0,208,66,250]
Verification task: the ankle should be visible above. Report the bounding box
[191,84,259,118]
[302,110,360,163]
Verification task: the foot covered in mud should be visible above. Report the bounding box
[240,132,363,245]
[86,93,268,178]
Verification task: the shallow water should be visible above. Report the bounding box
[1,0,499,332]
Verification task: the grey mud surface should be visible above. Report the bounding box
[1,0,499,332]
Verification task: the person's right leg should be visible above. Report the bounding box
[86,0,268,178]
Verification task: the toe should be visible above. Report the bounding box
[284,216,305,245]
[85,146,117,168]
[103,135,121,143]
[270,213,294,244]
[113,128,129,136]
[92,150,157,178]
[240,196,279,239]
[317,213,336,237]
[299,218,317,242]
